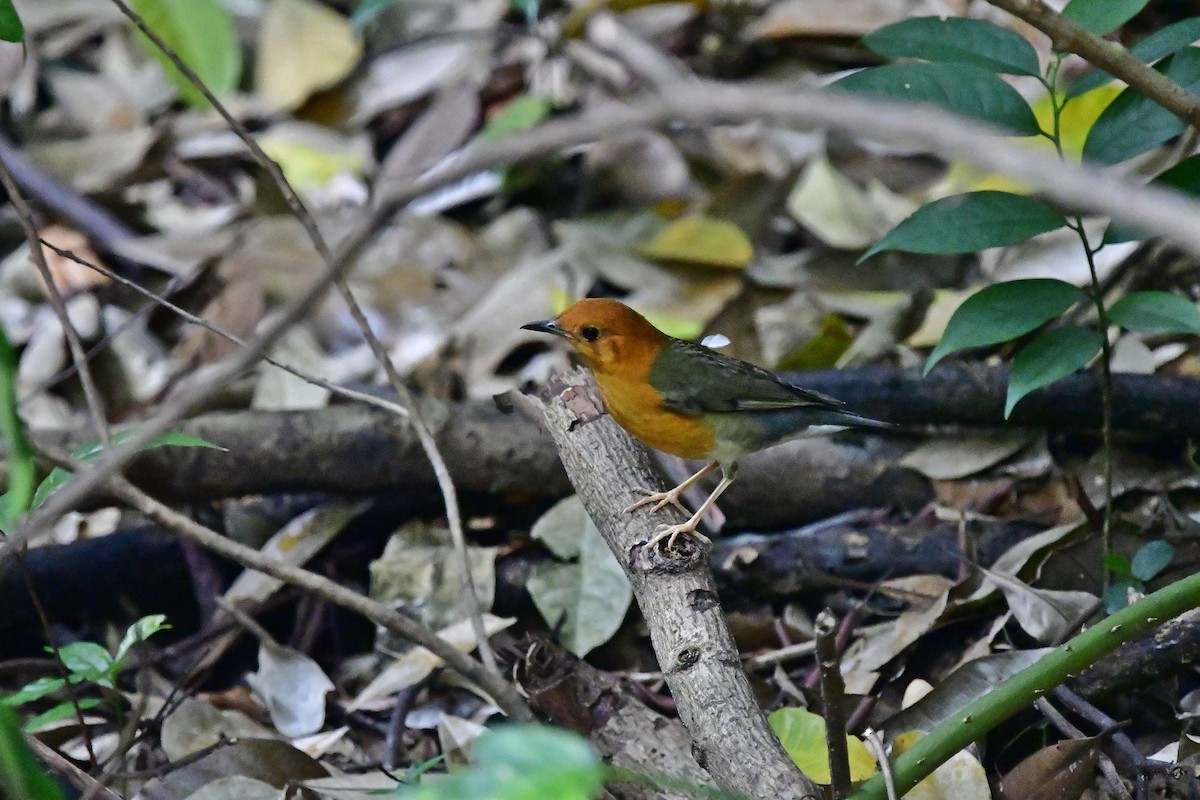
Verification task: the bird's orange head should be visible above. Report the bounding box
[522,298,667,377]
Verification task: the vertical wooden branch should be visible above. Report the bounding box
[531,368,819,800]
[815,609,851,800]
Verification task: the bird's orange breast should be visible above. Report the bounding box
[595,372,716,460]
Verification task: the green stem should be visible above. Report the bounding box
[0,328,34,529]
[1045,51,1115,587]
[1073,218,1115,590]
[847,569,1200,799]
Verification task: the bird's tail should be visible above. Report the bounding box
[827,410,895,430]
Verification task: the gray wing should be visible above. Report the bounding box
[649,339,845,416]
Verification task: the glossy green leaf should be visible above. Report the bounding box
[830,63,1040,136]
[927,279,1084,373]
[129,0,242,108]
[0,328,34,530]
[864,191,1065,263]
[1132,540,1174,581]
[1084,48,1200,165]
[0,705,65,800]
[1006,326,1103,417]
[1109,290,1200,335]
[31,431,223,511]
[0,0,23,43]
[1062,0,1150,36]
[863,17,1040,76]
[1105,155,1200,243]
[1069,16,1200,97]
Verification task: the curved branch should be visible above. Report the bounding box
[17,80,1200,558]
[987,0,1200,127]
[529,369,820,799]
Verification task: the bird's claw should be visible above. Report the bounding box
[644,522,711,550]
[624,486,690,516]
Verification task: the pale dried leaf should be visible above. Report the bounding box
[256,0,362,110]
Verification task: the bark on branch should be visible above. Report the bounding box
[527,368,820,800]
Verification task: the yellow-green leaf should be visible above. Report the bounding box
[769,707,877,785]
[639,215,753,269]
[777,313,852,370]
[892,730,990,800]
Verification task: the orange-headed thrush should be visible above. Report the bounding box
[523,298,892,548]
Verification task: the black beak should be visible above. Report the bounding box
[521,319,570,338]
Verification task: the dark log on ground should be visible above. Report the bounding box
[791,363,1197,438]
[1073,609,1200,699]
[710,511,1042,603]
[31,403,933,532]
[517,639,708,800]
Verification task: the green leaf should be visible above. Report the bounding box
[1105,155,1200,243]
[1131,540,1174,581]
[0,328,34,530]
[1069,16,1200,97]
[769,707,878,784]
[114,614,171,666]
[927,279,1084,373]
[0,704,65,800]
[129,0,242,108]
[481,94,551,140]
[23,699,104,734]
[1062,0,1150,36]
[31,430,223,511]
[400,725,603,800]
[1103,581,1139,613]
[1103,552,1134,579]
[866,191,1066,264]
[862,17,1040,76]
[1109,290,1200,335]
[2,678,67,708]
[1084,48,1200,165]
[0,0,23,43]
[830,63,1040,135]
[1006,326,1103,417]
[472,726,604,799]
[55,643,113,682]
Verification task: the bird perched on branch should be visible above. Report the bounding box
[523,298,892,548]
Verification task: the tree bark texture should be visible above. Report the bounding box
[517,638,709,800]
[533,369,820,800]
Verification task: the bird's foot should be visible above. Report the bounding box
[644,521,712,550]
[625,485,690,516]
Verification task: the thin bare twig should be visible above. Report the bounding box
[35,442,533,721]
[863,732,897,800]
[986,0,1200,128]
[1035,696,1133,800]
[38,241,415,422]
[815,609,852,800]
[23,734,123,800]
[16,82,1200,561]
[107,0,498,677]
[0,160,110,448]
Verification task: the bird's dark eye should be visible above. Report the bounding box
[580,325,600,342]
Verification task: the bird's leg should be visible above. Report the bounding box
[644,464,737,550]
[624,460,719,515]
